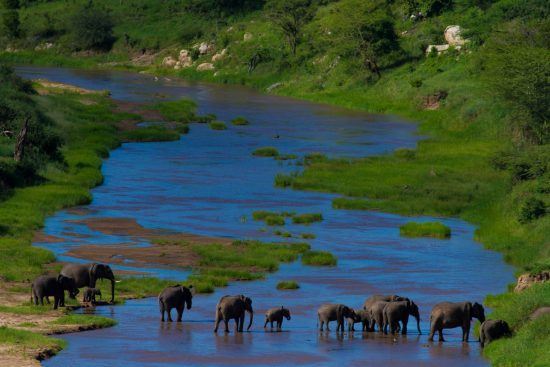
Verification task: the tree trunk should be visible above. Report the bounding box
[14,117,29,162]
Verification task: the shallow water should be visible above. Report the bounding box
[17,67,514,367]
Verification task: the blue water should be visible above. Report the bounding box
[16,67,514,367]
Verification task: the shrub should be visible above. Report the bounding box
[399,221,451,238]
[292,213,323,224]
[231,116,249,125]
[518,198,546,223]
[209,121,227,130]
[276,280,300,290]
[302,250,337,266]
[253,146,279,157]
[70,5,115,51]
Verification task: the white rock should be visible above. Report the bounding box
[162,56,177,68]
[211,48,227,62]
[243,32,253,42]
[444,25,466,46]
[197,63,215,71]
[199,42,211,55]
[178,49,193,68]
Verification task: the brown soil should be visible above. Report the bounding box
[32,232,65,244]
[113,99,164,132]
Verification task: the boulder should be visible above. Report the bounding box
[178,49,193,68]
[243,32,253,42]
[35,42,54,51]
[444,25,466,46]
[162,56,177,68]
[197,63,215,71]
[198,42,211,55]
[212,48,227,62]
[515,271,550,292]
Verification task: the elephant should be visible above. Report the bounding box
[363,294,408,331]
[60,263,115,303]
[370,301,390,332]
[214,295,254,333]
[383,300,421,335]
[31,275,79,309]
[264,306,291,330]
[317,304,356,332]
[347,309,371,332]
[479,319,511,347]
[428,301,486,342]
[158,285,193,322]
[82,288,102,304]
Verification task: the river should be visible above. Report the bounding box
[17,67,514,367]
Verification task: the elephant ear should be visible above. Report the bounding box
[89,263,98,282]
[464,302,472,318]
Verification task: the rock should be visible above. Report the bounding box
[35,42,54,51]
[423,90,448,110]
[178,49,193,68]
[515,271,550,292]
[198,42,211,55]
[197,63,215,71]
[211,48,227,62]
[162,56,177,68]
[243,32,253,42]
[444,25,466,46]
[426,44,449,55]
[529,307,550,321]
[266,82,283,93]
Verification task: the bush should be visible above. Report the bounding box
[209,121,227,130]
[399,221,451,238]
[292,213,323,224]
[70,5,115,51]
[231,116,249,125]
[265,215,285,226]
[302,250,337,266]
[253,146,279,157]
[518,198,546,223]
[276,280,300,290]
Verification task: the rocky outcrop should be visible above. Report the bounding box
[35,42,54,51]
[177,49,193,68]
[197,63,215,71]
[198,42,211,55]
[162,56,177,68]
[515,271,550,292]
[211,48,227,62]
[444,25,466,46]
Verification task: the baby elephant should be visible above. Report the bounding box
[31,275,79,309]
[348,309,371,332]
[264,306,291,330]
[479,319,511,347]
[82,288,102,304]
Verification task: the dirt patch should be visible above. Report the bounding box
[34,79,107,95]
[32,232,65,244]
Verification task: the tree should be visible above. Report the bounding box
[266,0,313,55]
[1,0,20,39]
[70,4,115,51]
[316,0,400,77]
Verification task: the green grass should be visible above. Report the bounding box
[252,210,287,226]
[0,326,66,350]
[151,99,196,123]
[274,230,292,238]
[292,213,323,225]
[209,121,227,130]
[231,116,249,126]
[332,197,371,210]
[276,280,300,290]
[301,250,337,266]
[252,146,279,157]
[51,315,117,328]
[0,304,53,315]
[300,233,316,239]
[120,126,180,142]
[399,221,451,239]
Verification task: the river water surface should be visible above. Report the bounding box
[18,67,514,367]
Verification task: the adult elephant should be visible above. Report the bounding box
[363,294,408,331]
[383,300,421,335]
[428,301,485,342]
[370,301,390,332]
[31,275,79,309]
[158,285,193,322]
[214,295,254,333]
[60,263,115,303]
[317,304,356,332]
[479,319,511,347]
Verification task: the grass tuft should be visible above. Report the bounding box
[276,280,300,290]
[253,146,279,157]
[231,116,249,125]
[292,213,323,225]
[399,221,451,239]
[301,250,337,266]
[209,121,227,130]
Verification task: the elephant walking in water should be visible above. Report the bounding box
[61,263,116,303]
[428,301,485,342]
[158,285,193,322]
[364,295,408,332]
[318,304,356,332]
[347,309,371,332]
[383,300,421,335]
[264,306,291,330]
[31,275,79,309]
[214,295,254,333]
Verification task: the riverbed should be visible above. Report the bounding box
[18,67,514,367]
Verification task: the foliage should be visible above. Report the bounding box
[518,197,546,223]
[301,250,337,266]
[292,213,323,224]
[399,221,451,238]
[252,146,279,157]
[276,280,300,289]
[209,120,227,130]
[151,99,197,123]
[231,116,249,125]
[69,4,115,51]
[120,126,180,142]
[51,315,116,328]
[265,0,313,55]
[0,326,65,350]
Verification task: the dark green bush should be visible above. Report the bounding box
[70,5,115,51]
[518,198,546,223]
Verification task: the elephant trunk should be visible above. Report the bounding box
[110,277,115,303]
[247,308,254,331]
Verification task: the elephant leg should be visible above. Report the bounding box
[264,318,268,328]
[438,328,445,342]
[278,320,282,330]
[214,313,221,332]
[45,296,50,304]
[177,305,184,322]
[39,296,44,306]
[319,320,324,331]
[326,320,331,331]
[53,296,59,310]
[402,315,409,335]
[238,316,244,332]
[462,324,470,342]
[167,308,173,322]
[223,317,230,333]
[270,320,274,329]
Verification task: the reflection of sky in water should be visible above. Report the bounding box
[18,67,513,367]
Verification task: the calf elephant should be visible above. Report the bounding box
[82,288,102,304]
[347,309,371,332]
[318,304,356,332]
[428,301,485,342]
[61,263,115,303]
[383,300,421,335]
[479,319,511,347]
[214,295,254,333]
[31,275,79,309]
[264,306,291,330]
[158,285,193,322]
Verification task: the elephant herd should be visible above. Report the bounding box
[30,263,511,347]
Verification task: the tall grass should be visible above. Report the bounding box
[399,222,451,239]
[253,146,279,157]
[0,326,66,350]
[301,251,337,266]
[151,99,196,122]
